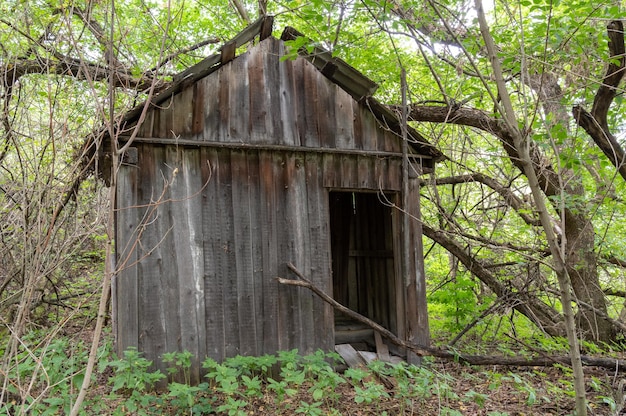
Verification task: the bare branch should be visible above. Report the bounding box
[278,263,626,371]
[231,0,252,24]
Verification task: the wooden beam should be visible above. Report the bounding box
[116,136,432,161]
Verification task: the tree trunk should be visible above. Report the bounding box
[527,70,613,343]
[565,211,614,342]
[408,103,614,342]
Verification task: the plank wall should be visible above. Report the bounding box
[132,36,408,155]
[113,34,430,378]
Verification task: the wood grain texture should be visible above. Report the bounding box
[201,147,225,361]
[114,162,139,354]
[112,34,432,376]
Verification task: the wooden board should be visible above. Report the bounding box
[335,344,367,369]
[230,149,258,356]
[114,161,139,354]
[374,331,391,362]
[202,148,226,361]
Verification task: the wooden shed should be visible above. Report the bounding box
[107,17,442,382]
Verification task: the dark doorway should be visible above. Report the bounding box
[329,191,398,346]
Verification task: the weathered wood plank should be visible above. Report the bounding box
[264,38,282,143]
[406,177,430,364]
[277,40,298,145]
[159,150,183,367]
[158,97,175,139]
[352,103,365,150]
[305,154,333,352]
[228,57,249,141]
[216,149,239,357]
[321,153,337,189]
[317,77,335,149]
[335,344,367,369]
[299,59,320,148]
[115,161,139,354]
[385,202,398,337]
[357,155,373,189]
[230,149,258,356]
[287,152,315,354]
[376,198,390,327]
[174,85,194,136]
[192,82,205,135]
[245,150,265,355]
[217,65,232,142]
[137,146,169,380]
[334,88,354,149]
[258,150,280,354]
[201,73,220,142]
[358,104,377,152]
[202,147,226,360]
[339,154,357,188]
[391,195,407,358]
[247,44,269,142]
[374,331,391,362]
[137,108,154,138]
[167,146,206,383]
[279,153,303,350]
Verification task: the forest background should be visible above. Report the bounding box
[1,0,626,414]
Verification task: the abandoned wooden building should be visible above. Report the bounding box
[105,17,443,382]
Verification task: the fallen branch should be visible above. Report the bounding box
[277,262,626,371]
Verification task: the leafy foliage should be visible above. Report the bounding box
[1,0,626,413]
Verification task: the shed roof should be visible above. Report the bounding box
[114,16,443,163]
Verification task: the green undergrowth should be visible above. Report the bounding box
[0,333,620,415]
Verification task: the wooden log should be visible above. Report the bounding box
[277,263,626,372]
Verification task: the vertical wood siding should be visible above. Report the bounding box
[114,34,429,377]
[116,145,341,376]
[133,37,406,156]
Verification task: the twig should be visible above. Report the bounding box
[278,262,626,371]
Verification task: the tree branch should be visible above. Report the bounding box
[573,20,626,182]
[278,263,626,371]
[405,103,582,224]
[421,173,541,226]
[422,223,564,335]
[606,255,626,268]
[0,56,165,92]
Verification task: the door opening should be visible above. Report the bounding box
[329,191,397,348]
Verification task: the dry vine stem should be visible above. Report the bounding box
[277,262,626,371]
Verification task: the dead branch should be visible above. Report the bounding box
[545,287,626,333]
[605,288,626,298]
[277,263,626,371]
[606,255,626,268]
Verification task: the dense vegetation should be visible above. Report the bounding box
[1,0,626,414]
